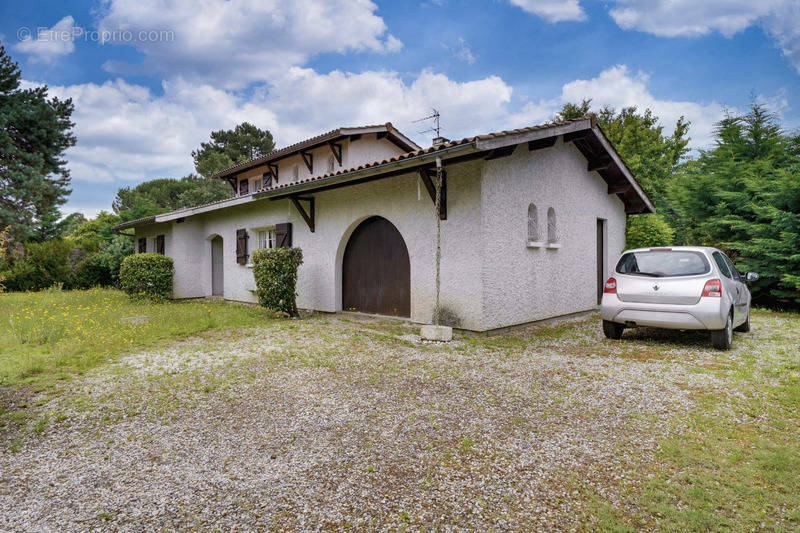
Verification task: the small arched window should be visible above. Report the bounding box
[527,204,539,242]
[547,207,558,243]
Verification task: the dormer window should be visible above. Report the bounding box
[239,179,249,195]
[254,178,262,191]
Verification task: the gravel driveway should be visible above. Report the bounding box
[0,313,744,531]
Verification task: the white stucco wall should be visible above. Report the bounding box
[135,136,628,331]
[479,137,626,330]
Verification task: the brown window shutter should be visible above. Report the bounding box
[156,234,165,255]
[138,237,147,253]
[239,179,249,195]
[275,223,292,248]
[236,228,249,264]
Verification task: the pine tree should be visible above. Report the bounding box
[673,103,800,306]
[0,44,76,241]
[192,122,275,178]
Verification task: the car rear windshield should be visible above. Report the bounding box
[616,250,711,277]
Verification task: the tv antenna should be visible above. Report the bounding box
[414,108,441,138]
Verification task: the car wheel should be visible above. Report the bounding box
[734,312,750,333]
[602,320,624,340]
[711,313,733,350]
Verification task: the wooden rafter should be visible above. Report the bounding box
[262,171,272,188]
[484,145,516,160]
[301,151,313,173]
[528,136,557,151]
[588,158,613,172]
[328,141,342,166]
[563,130,589,143]
[290,196,315,232]
[267,163,279,183]
[417,168,447,220]
[607,182,631,195]
[349,134,361,142]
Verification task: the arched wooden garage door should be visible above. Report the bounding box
[342,216,410,317]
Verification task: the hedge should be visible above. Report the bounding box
[625,213,675,250]
[251,247,303,316]
[119,253,174,302]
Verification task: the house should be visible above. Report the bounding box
[113,117,654,331]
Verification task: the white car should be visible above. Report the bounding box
[600,246,758,350]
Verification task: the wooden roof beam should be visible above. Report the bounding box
[290,196,315,232]
[328,141,342,166]
[301,151,313,173]
[528,136,557,151]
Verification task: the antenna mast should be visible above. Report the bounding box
[413,108,441,138]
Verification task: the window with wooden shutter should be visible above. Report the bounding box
[275,223,292,248]
[156,234,165,255]
[138,237,147,253]
[236,228,249,264]
[239,179,249,195]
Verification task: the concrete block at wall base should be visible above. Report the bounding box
[420,324,453,342]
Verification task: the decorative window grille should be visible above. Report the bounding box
[547,207,558,243]
[527,204,539,242]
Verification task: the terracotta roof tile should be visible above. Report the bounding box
[115,117,607,229]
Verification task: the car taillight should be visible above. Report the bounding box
[702,278,722,297]
[604,277,617,294]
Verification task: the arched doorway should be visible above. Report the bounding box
[342,216,410,317]
[211,235,224,296]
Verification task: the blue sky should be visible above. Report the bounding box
[1,0,798,217]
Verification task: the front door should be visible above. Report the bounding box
[342,216,410,317]
[597,219,605,304]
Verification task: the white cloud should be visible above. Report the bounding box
[761,4,800,74]
[510,0,800,73]
[559,65,728,148]
[452,37,476,64]
[41,78,277,183]
[34,68,513,186]
[508,0,586,22]
[96,0,403,88]
[264,68,513,144]
[37,62,745,195]
[14,15,81,64]
[608,0,782,38]
[607,1,800,73]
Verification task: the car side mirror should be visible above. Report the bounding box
[745,272,759,282]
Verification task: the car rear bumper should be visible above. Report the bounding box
[600,294,728,330]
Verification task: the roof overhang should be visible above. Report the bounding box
[112,117,654,231]
[112,215,156,231]
[473,117,654,214]
[212,123,420,181]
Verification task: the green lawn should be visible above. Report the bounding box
[0,288,273,389]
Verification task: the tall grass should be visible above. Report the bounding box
[0,288,273,388]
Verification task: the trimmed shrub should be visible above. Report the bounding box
[251,247,303,316]
[119,253,174,302]
[625,213,675,250]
